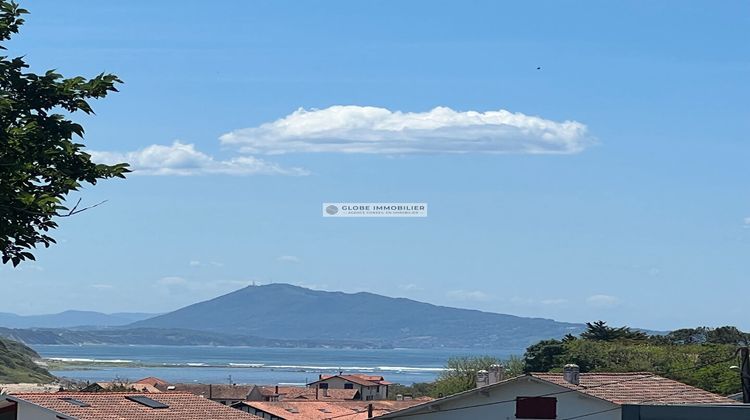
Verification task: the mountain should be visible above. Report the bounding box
[0,310,156,329]
[130,284,584,349]
[0,336,55,383]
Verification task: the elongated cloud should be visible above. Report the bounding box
[220,106,591,155]
[91,141,308,176]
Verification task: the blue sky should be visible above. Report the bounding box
[2,1,748,330]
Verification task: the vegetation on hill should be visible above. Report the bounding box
[391,321,748,399]
[524,321,746,395]
[130,283,584,349]
[0,336,55,383]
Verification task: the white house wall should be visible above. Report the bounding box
[387,378,620,420]
[15,401,63,420]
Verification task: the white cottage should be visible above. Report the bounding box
[377,365,737,420]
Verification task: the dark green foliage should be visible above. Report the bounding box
[654,326,750,346]
[524,339,566,372]
[522,322,747,395]
[580,321,648,341]
[0,1,129,266]
[0,336,55,383]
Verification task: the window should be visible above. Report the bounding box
[125,395,169,409]
[344,383,354,389]
[319,383,329,389]
[515,396,556,419]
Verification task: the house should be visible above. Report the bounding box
[232,400,425,420]
[134,377,169,387]
[308,374,391,400]
[155,383,254,406]
[377,364,739,420]
[0,392,262,420]
[247,385,360,402]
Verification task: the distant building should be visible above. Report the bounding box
[156,383,254,406]
[247,385,360,402]
[133,377,169,387]
[307,374,391,401]
[377,365,739,420]
[0,392,261,420]
[80,382,160,393]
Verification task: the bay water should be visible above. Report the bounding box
[34,344,516,385]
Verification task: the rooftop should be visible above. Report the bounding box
[235,400,424,420]
[2,392,262,420]
[312,374,392,387]
[156,383,253,400]
[258,386,360,400]
[529,372,738,405]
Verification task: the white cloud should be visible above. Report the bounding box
[91,141,308,176]
[744,217,750,228]
[398,283,423,292]
[277,255,301,263]
[220,106,591,155]
[586,294,620,307]
[188,260,224,268]
[158,276,188,286]
[446,289,492,302]
[90,283,114,290]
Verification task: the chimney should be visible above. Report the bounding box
[488,363,505,385]
[367,403,373,418]
[563,364,580,385]
[475,369,489,388]
[275,385,279,394]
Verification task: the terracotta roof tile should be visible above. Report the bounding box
[530,372,738,405]
[6,392,262,420]
[157,383,253,400]
[134,377,169,387]
[236,400,426,420]
[260,386,360,400]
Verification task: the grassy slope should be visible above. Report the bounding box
[0,336,55,383]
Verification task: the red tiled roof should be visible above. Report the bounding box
[6,392,262,420]
[530,372,738,405]
[256,386,360,400]
[287,388,360,400]
[135,377,169,387]
[313,374,390,387]
[236,400,425,420]
[156,383,253,400]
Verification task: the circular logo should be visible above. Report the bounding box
[325,205,339,215]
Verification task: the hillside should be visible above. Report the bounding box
[0,310,155,329]
[130,284,584,349]
[0,336,55,383]
[0,327,384,348]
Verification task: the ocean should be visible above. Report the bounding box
[33,345,516,385]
